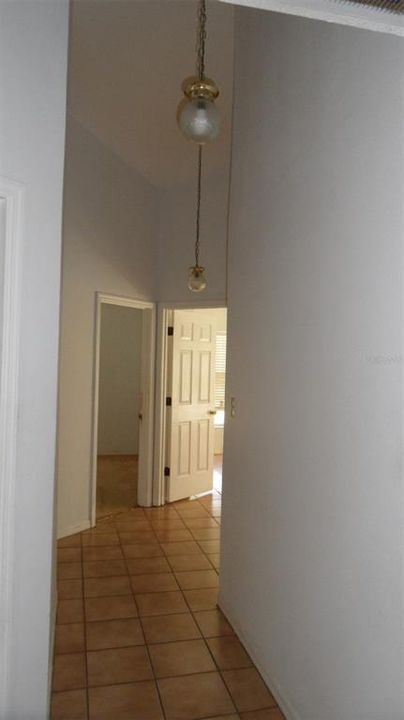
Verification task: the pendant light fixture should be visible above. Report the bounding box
[177,0,221,293]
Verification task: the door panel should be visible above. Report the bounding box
[166,310,216,502]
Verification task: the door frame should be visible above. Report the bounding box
[0,177,24,712]
[90,292,156,525]
[154,300,227,506]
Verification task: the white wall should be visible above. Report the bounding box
[0,2,69,717]
[220,9,404,720]
[98,305,142,455]
[56,116,157,538]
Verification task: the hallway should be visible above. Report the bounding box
[54,491,284,719]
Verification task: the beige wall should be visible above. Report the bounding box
[56,116,157,538]
[98,305,142,456]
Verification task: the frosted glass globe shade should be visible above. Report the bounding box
[178,97,220,144]
[188,266,207,292]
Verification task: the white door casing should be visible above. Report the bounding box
[90,293,156,525]
[0,178,24,714]
[166,310,217,502]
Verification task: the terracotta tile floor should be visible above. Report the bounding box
[53,491,285,720]
[96,455,139,520]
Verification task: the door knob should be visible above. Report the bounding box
[208,410,217,415]
[138,413,143,421]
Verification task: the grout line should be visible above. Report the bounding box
[119,515,168,720]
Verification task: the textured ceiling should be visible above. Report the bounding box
[339,0,404,11]
[68,0,234,190]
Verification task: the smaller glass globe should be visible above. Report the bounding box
[188,266,207,293]
[178,97,220,144]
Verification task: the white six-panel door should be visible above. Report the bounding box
[166,310,217,502]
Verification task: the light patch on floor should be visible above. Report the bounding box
[96,455,138,520]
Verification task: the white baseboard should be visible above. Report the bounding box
[218,595,301,720]
[57,519,91,540]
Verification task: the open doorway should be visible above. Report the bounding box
[155,306,227,505]
[91,294,155,524]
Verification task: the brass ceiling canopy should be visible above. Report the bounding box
[182,76,220,102]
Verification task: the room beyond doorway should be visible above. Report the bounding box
[96,304,143,519]
[91,294,155,525]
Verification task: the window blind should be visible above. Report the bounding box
[215,332,227,409]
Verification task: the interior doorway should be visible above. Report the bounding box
[155,305,227,505]
[91,294,155,525]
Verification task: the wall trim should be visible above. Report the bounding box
[219,596,300,720]
[57,520,91,541]
[219,0,404,35]
[0,177,24,714]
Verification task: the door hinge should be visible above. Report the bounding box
[167,326,174,336]
[166,397,172,407]
[164,466,170,477]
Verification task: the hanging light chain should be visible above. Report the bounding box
[195,145,203,267]
[196,0,207,81]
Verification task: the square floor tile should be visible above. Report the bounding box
[86,618,144,650]
[119,531,157,544]
[207,636,252,669]
[85,595,137,622]
[167,554,213,572]
[149,638,215,678]
[52,653,86,692]
[116,520,151,531]
[126,557,171,575]
[176,507,211,519]
[51,689,87,719]
[83,559,127,578]
[82,545,123,561]
[57,534,82,549]
[155,529,194,542]
[141,613,201,644]
[161,541,202,557]
[183,588,218,611]
[58,548,82,563]
[209,554,220,571]
[183,517,219,529]
[158,672,235,720]
[87,646,153,686]
[88,681,163,720]
[206,716,240,720]
[57,599,84,625]
[57,579,83,600]
[240,711,285,720]
[84,575,131,598]
[57,562,82,580]
[55,623,85,654]
[222,668,277,712]
[82,532,119,547]
[150,518,186,530]
[191,528,221,541]
[193,609,234,638]
[122,543,163,559]
[175,570,218,590]
[197,540,220,554]
[135,591,188,617]
[130,573,179,594]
